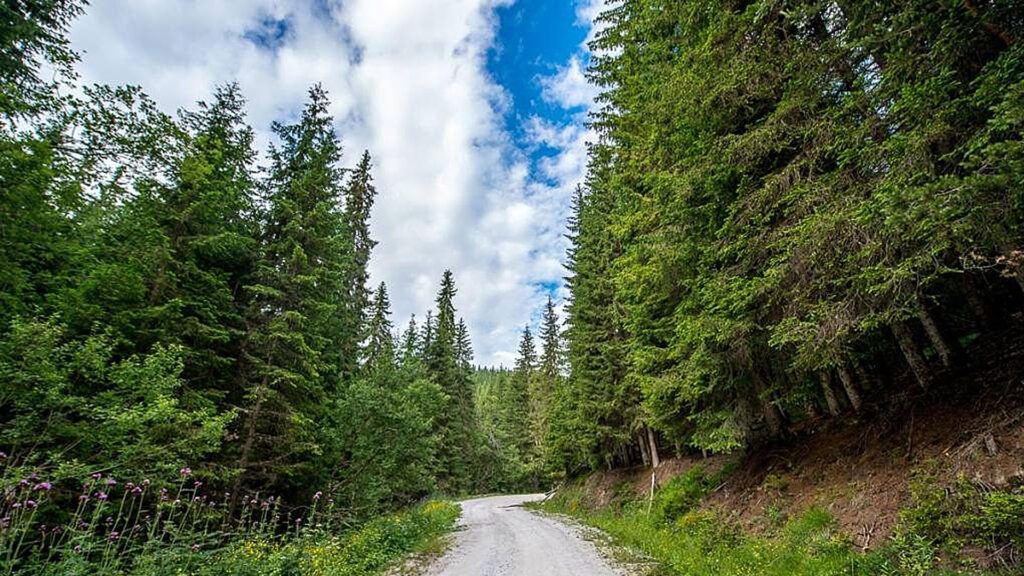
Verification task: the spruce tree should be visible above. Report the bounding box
[234,84,352,500]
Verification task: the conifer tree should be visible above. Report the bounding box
[344,150,377,369]
[234,84,352,499]
[365,282,395,372]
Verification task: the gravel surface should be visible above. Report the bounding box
[422,494,623,576]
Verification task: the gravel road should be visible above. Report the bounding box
[423,494,623,576]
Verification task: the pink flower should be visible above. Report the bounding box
[313,491,322,500]
[191,544,200,552]
[105,478,116,487]
[96,492,108,500]
[24,500,37,509]
[109,531,119,540]
[90,473,102,480]
[179,467,191,477]
[32,482,52,492]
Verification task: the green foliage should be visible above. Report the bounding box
[551,0,1024,474]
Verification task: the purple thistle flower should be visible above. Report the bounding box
[79,494,89,501]
[90,473,102,480]
[179,467,191,477]
[192,496,201,502]
[32,482,52,492]
[142,479,151,486]
[191,544,200,552]
[313,491,322,500]
[24,500,36,509]
[11,503,21,510]
[96,492,108,500]
[18,479,29,488]
[109,531,119,540]
[193,481,202,488]
[29,473,38,481]
[130,487,143,496]
[105,478,116,487]
[51,525,61,534]
[125,482,134,489]
[74,545,82,553]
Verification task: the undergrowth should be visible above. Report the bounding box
[535,466,1021,576]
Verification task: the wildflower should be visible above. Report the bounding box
[96,492,108,500]
[193,481,202,488]
[29,473,38,481]
[38,524,46,532]
[50,525,61,534]
[18,479,29,487]
[191,544,200,552]
[105,478,116,487]
[313,491,322,500]
[142,479,151,486]
[132,524,141,532]
[208,501,216,508]
[250,498,258,506]
[295,518,302,524]
[74,545,82,553]
[78,521,88,530]
[193,496,201,502]
[11,503,21,509]
[24,500,36,509]
[0,517,9,527]
[109,531,119,541]
[131,486,143,496]
[0,451,7,460]
[90,473,102,480]
[79,494,89,502]
[32,482,52,492]
[179,467,191,477]
[125,482,134,489]
[173,499,181,505]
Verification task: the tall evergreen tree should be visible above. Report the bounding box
[365,282,395,372]
[343,150,378,369]
[234,85,352,500]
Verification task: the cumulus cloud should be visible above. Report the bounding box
[69,0,601,366]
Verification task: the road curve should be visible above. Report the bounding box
[423,494,622,576]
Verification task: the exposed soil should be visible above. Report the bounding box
[573,320,1024,552]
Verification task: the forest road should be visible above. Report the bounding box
[422,494,623,576]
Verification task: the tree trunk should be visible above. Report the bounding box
[638,433,650,467]
[647,427,660,469]
[837,366,863,412]
[230,382,265,517]
[892,322,931,388]
[819,371,842,417]
[918,309,953,368]
[963,275,990,327]
[751,370,784,437]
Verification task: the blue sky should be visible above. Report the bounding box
[68,0,602,367]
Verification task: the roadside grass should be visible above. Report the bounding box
[533,466,1020,576]
[193,500,461,576]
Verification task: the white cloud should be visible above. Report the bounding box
[69,0,600,366]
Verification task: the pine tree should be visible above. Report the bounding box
[365,282,395,373]
[425,271,476,491]
[399,315,420,367]
[234,84,352,500]
[344,150,378,369]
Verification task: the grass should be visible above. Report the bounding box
[533,466,1020,576]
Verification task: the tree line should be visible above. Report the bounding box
[530,0,1024,475]
[0,0,493,524]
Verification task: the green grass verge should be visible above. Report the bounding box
[533,466,1018,576]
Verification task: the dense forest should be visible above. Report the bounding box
[3,0,1024,574]
[534,0,1024,473]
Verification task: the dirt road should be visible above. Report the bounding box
[423,494,622,576]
